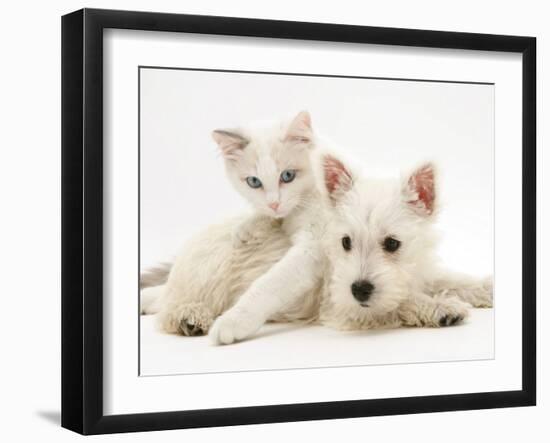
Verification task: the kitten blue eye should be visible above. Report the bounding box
[246,176,262,188]
[280,169,296,183]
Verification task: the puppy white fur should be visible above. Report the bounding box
[318,157,492,330]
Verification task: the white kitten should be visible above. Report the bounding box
[206,113,332,344]
[146,112,323,337]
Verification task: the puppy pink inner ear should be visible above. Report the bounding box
[285,111,313,145]
[406,164,436,215]
[323,155,353,201]
[212,130,248,159]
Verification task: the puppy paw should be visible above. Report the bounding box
[458,276,493,308]
[209,308,264,345]
[477,276,494,308]
[434,276,493,308]
[432,297,470,327]
[438,314,464,327]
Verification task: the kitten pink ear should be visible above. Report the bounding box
[212,129,249,160]
[322,154,354,203]
[402,163,436,216]
[285,111,313,146]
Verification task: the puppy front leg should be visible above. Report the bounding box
[209,241,322,345]
[398,292,470,328]
[427,269,493,308]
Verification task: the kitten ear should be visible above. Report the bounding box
[402,162,437,216]
[322,154,354,204]
[285,111,313,146]
[212,129,249,160]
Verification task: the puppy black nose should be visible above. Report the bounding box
[351,280,375,302]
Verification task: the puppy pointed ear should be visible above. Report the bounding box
[285,111,313,147]
[322,154,354,204]
[402,162,437,216]
[212,129,249,160]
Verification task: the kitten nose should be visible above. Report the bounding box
[351,280,375,303]
[268,202,280,211]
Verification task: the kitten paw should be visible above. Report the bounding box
[231,225,254,247]
[157,302,214,336]
[209,308,264,345]
[179,320,205,336]
[231,215,280,248]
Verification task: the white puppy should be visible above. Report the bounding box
[318,156,493,330]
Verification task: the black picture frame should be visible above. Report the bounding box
[61,8,536,435]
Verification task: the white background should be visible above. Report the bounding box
[139,67,495,376]
[0,0,546,442]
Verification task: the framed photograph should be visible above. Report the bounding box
[61,8,536,435]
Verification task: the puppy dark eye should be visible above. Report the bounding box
[342,235,352,251]
[383,237,401,253]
